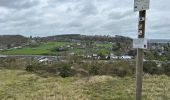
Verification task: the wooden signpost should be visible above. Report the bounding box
[134,0,150,100]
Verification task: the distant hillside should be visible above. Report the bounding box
[39,34,132,43]
[0,34,133,51]
[0,35,28,49]
[148,39,170,43]
[38,34,133,54]
[40,34,82,42]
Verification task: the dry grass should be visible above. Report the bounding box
[0,69,170,100]
[0,69,87,100]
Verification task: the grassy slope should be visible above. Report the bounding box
[0,69,170,100]
[0,42,112,55]
[96,42,112,48]
[0,42,70,55]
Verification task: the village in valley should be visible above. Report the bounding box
[0,34,170,63]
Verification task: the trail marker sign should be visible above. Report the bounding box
[134,0,150,12]
[134,0,150,100]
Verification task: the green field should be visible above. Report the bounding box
[0,41,112,55]
[0,69,169,100]
[96,42,113,48]
[0,42,71,55]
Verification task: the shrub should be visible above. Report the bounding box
[88,65,100,75]
[26,64,34,72]
[0,58,26,69]
[111,61,134,77]
[24,60,75,77]
[162,63,170,76]
[55,62,74,77]
[29,43,39,48]
[51,47,68,52]
[87,61,135,77]
[143,61,158,74]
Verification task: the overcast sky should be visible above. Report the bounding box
[0,0,170,39]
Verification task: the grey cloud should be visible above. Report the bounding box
[151,22,170,30]
[78,1,98,16]
[108,9,133,20]
[0,8,42,25]
[0,0,170,39]
[0,0,39,9]
[49,0,79,4]
[66,20,83,28]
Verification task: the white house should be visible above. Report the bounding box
[120,56,132,60]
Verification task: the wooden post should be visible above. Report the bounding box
[136,10,146,100]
